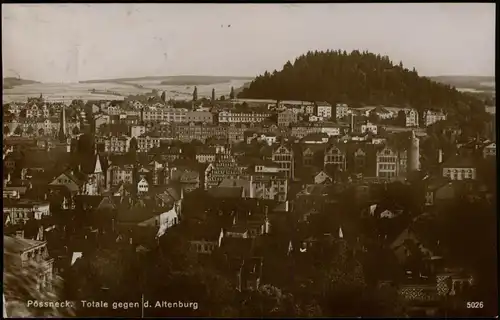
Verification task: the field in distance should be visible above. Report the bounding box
[3,75,253,103]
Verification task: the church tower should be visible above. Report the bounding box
[408,130,420,172]
[58,105,67,142]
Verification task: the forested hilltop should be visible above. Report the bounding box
[238,50,486,115]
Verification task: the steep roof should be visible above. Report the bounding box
[207,187,244,199]
[442,155,477,169]
[80,153,104,174]
[4,236,45,254]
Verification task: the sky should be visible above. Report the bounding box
[2,3,496,83]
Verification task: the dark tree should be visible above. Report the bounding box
[368,112,379,124]
[238,50,488,132]
[14,126,22,135]
[26,125,34,135]
[72,126,80,135]
[211,88,215,101]
[220,95,226,101]
[161,91,167,102]
[38,128,44,136]
[4,125,10,135]
[395,110,406,127]
[129,137,138,154]
[193,86,198,101]
[229,87,235,99]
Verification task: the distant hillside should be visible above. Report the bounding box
[234,81,251,96]
[429,75,495,91]
[80,75,253,85]
[239,50,487,113]
[3,77,39,89]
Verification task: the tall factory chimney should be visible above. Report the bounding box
[350,113,355,133]
[408,130,420,172]
[58,105,67,142]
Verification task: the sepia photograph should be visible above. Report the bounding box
[2,3,497,318]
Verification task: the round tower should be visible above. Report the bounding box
[408,130,420,171]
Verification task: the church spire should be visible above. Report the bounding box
[58,105,67,142]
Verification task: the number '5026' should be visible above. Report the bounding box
[467,302,484,308]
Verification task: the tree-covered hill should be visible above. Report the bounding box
[238,50,486,117]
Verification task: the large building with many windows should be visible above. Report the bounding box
[423,110,447,127]
[375,146,407,178]
[137,134,162,153]
[218,111,272,124]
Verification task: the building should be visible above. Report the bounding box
[482,142,496,158]
[4,235,55,291]
[271,144,294,179]
[319,122,344,136]
[195,147,217,163]
[291,124,321,139]
[3,199,51,225]
[137,177,149,195]
[204,154,244,189]
[174,123,228,143]
[246,132,277,146]
[186,111,213,124]
[130,125,146,138]
[335,103,350,120]
[106,163,135,187]
[370,107,395,120]
[100,136,130,154]
[324,144,347,171]
[404,109,419,127]
[423,110,447,127]
[316,102,332,119]
[358,122,378,135]
[376,146,405,178]
[218,111,272,124]
[137,134,162,153]
[441,156,477,180]
[81,153,106,196]
[277,109,298,127]
[142,108,188,123]
[227,124,248,143]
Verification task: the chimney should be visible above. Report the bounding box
[285,200,289,212]
[350,113,354,133]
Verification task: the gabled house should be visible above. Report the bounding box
[137,177,149,195]
[271,144,294,179]
[49,171,84,194]
[313,170,332,184]
[324,144,347,171]
[301,144,327,167]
